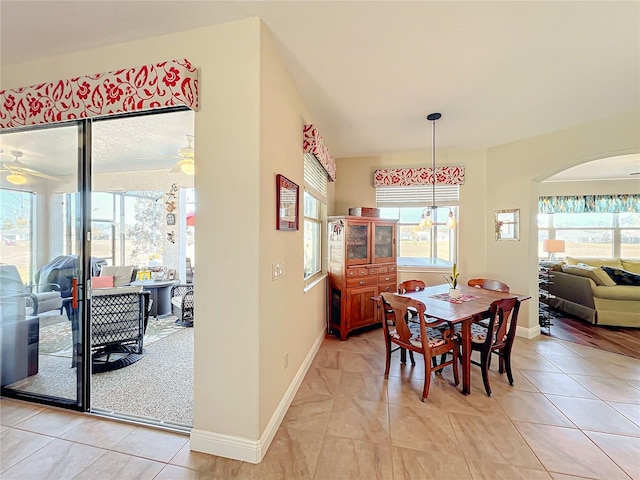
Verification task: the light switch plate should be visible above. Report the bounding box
[273,261,284,280]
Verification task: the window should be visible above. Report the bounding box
[376,184,458,267]
[303,153,327,283]
[538,212,640,258]
[0,188,34,282]
[538,194,640,258]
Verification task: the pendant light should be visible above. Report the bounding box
[419,112,456,230]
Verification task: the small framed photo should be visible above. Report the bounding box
[495,209,520,241]
[276,174,299,231]
[166,213,176,226]
[167,269,176,280]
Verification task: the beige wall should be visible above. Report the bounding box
[2,17,328,460]
[334,111,639,336]
[333,148,489,286]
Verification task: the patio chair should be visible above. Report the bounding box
[171,284,194,327]
[0,264,63,316]
[89,285,150,372]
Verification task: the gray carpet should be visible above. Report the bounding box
[5,321,194,427]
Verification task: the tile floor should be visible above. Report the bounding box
[1,329,639,479]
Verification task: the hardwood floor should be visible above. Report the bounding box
[542,311,640,359]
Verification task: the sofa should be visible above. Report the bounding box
[541,256,640,327]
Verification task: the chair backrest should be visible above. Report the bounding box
[468,278,510,293]
[397,279,426,294]
[0,264,26,293]
[100,265,135,287]
[484,297,521,350]
[381,293,428,350]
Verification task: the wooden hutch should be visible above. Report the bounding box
[327,215,398,340]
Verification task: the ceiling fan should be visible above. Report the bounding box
[0,150,60,185]
[169,135,195,175]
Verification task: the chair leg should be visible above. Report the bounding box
[480,351,492,397]
[422,355,432,402]
[452,350,459,386]
[409,350,416,366]
[400,347,407,364]
[384,341,392,379]
[503,348,515,386]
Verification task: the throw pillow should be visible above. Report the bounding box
[600,266,640,286]
[561,264,616,286]
[539,260,565,271]
[621,259,640,274]
[91,275,114,289]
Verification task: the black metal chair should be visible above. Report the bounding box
[171,284,194,327]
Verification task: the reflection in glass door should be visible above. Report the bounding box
[0,123,88,409]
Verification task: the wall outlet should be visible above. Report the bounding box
[284,352,289,369]
[272,261,284,280]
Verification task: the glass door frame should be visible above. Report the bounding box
[0,119,92,413]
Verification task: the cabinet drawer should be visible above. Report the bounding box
[378,273,397,285]
[388,265,396,273]
[347,276,378,288]
[378,283,396,294]
[378,266,388,274]
[367,267,378,275]
[347,268,368,278]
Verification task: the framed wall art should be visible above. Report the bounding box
[495,209,520,240]
[276,174,299,231]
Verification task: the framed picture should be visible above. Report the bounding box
[276,174,299,231]
[167,269,176,281]
[495,209,520,241]
[166,213,176,226]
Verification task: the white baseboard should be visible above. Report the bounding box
[517,324,541,339]
[189,328,326,463]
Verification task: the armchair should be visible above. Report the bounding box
[0,264,63,316]
[171,284,194,327]
[89,285,150,372]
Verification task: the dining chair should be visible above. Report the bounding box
[380,292,459,401]
[463,296,521,396]
[467,278,510,293]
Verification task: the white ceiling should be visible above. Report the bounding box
[1,1,639,180]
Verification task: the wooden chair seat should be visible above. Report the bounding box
[389,322,448,348]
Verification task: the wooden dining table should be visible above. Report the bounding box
[398,283,531,395]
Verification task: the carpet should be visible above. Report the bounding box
[6,322,194,426]
[38,315,185,357]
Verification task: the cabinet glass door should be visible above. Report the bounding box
[373,223,396,264]
[346,222,371,266]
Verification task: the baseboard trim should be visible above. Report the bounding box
[517,324,540,339]
[189,328,326,463]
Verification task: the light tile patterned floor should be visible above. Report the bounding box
[1,330,639,479]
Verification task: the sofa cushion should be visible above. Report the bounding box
[91,285,143,296]
[601,266,640,286]
[539,260,565,272]
[91,275,114,289]
[565,257,623,269]
[561,264,616,286]
[621,259,640,275]
[100,266,134,287]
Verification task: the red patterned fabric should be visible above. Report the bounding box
[303,124,336,181]
[0,59,198,129]
[373,166,465,187]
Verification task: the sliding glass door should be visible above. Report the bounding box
[0,122,90,409]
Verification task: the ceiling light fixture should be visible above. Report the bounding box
[6,172,27,185]
[420,113,456,230]
[180,159,195,175]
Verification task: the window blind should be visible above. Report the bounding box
[304,153,328,202]
[376,184,459,208]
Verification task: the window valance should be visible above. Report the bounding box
[539,194,640,214]
[0,59,199,129]
[373,166,465,187]
[303,124,336,181]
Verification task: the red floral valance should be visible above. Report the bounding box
[0,59,198,129]
[373,166,465,187]
[303,124,336,181]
